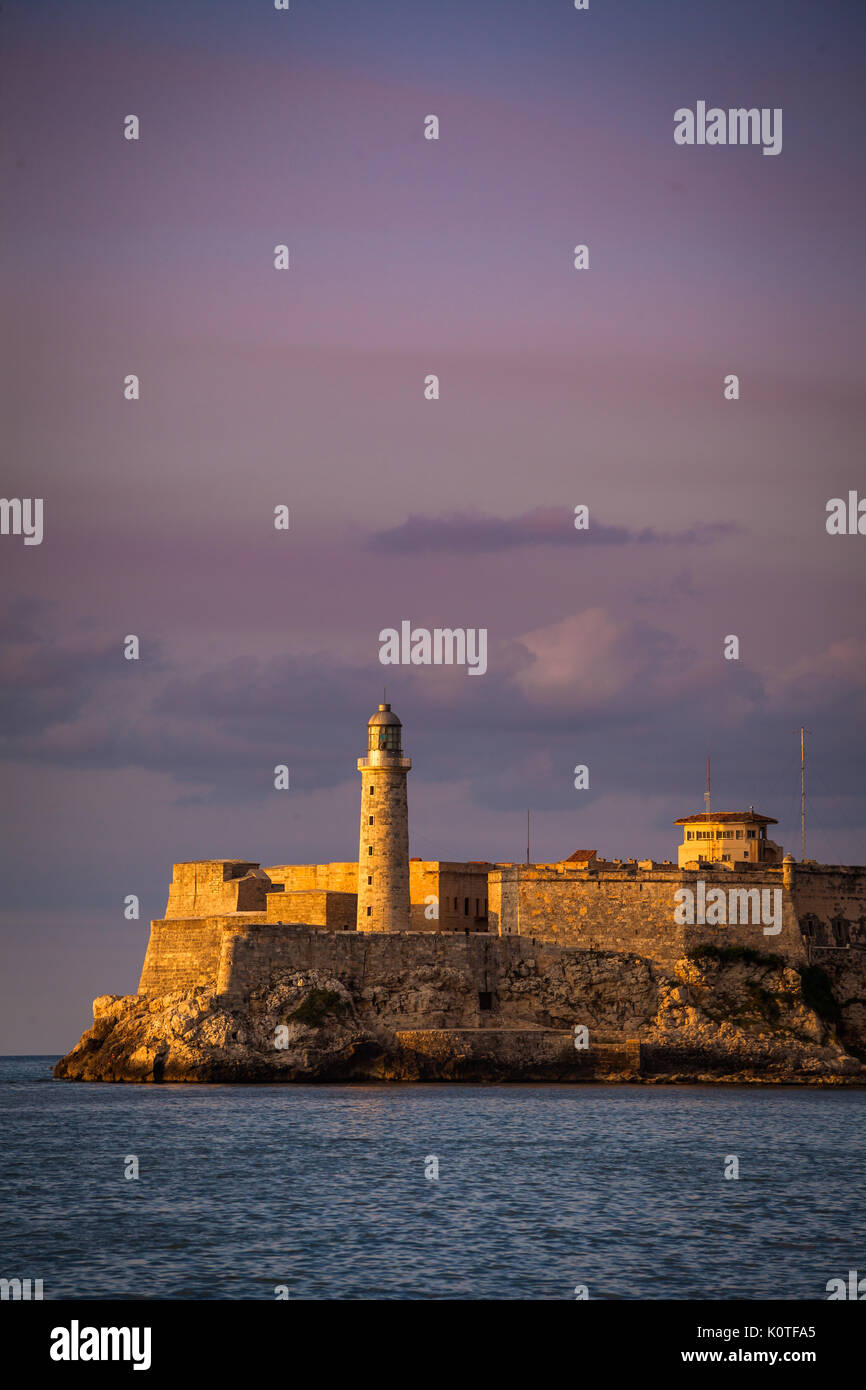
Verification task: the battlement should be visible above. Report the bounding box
[164,860,271,919]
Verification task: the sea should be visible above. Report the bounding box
[1,1057,863,1300]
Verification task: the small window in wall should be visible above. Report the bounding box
[478,991,492,1012]
[832,918,851,946]
[369,786,374,795]
[366,906,372,917]
[464,897,469,915]
[743,852,748,859]
[368,846,373,856]
[454,897,458,911]
[368,816,374,824]
[367,875,372,885]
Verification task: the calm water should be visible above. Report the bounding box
[1,1057,863,1300]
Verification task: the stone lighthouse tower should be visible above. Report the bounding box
[356,703,411,932]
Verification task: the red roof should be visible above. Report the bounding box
[674,811,777,826]
[563,849,597,862]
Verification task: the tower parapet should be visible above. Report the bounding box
[356,704,411,932]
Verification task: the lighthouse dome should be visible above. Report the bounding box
[368,703,401,727]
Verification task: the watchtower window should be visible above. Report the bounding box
[368,816,374,824]
[370,725,401,753]
[368,846,373,856]
[369,786,374,795]
[478,991,492,1012]
[366,906,372,917]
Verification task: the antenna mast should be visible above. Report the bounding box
[704,753,711,816]
[526,809,530,865]
[800,727,807,862]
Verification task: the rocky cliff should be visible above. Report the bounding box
[54,944,866,1084]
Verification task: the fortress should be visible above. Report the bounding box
[138,703,866,1006]
[56,702,866,1083]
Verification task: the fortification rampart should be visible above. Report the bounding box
[138,912,266,995]
[139,918,569,1014]
[489,865,694,968]
[218,926,532,1007]
[488,862,866,968]
[790,865,866,953]
[138,860,866,1003]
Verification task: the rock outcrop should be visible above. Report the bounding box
[54,946,865,1084]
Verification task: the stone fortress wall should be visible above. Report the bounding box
[265,863,358,895]
[138,855,866,1000]
[407,861,491,932]
[488,860,810,968]
[788,863,866,952]
[164,860,270,918]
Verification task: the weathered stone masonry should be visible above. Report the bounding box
[138,860,866,1003]
[488,861,866,968]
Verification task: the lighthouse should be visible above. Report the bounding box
[356,703,411,932]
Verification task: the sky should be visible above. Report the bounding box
[1,0,865,1051]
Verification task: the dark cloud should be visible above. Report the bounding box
[0,594,55,644]
[0,598,139,741]
[369,508,740,554]
[1,594,860,840]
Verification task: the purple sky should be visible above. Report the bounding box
[1,0,865,1052]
